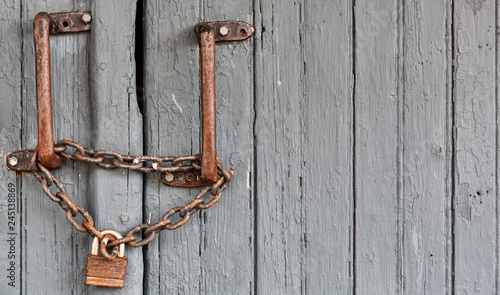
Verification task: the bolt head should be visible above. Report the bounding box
[82,14,92,25]
[219,26,229,36]
[165,173,175,182]
[8,157,18,167]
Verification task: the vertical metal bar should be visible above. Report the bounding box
[34,12,62,169]
[198,26,218,183]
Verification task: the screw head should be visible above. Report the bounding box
[82,14,92,25]
[8,157,18,167]
[164,173,175,182]
[186,173,196,182]
[219,26,229,36]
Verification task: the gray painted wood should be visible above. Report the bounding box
[201,2,255,294]
[254,0,354,293]
[301,1,353,293]
[356,2,454,293]
[21,1,91,294]
[2,0,500,294]
[401,0,453,293]
[453,0,497,293]
[0,0,22,294]
[142,1,203,294]
[143,0,254,294]
[1,0,143,293]
[88,0,143,294]
[354,0,401,293]
[253,1,306,293]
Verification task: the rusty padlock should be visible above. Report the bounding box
[85,229,127,289]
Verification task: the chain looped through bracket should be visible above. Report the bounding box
[7,140,234,250]
[4,11,252,262]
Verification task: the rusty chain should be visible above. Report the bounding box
[31,139,233,257]
[22,14,254,273]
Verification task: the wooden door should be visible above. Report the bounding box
[0,0,498,294]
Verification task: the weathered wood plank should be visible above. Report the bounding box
[401,0,452,293]
[354,0,401,293]
[21,1,91,294]
[88,1,143,294]
[255,0,353,293]
[2,0,498,294]
[453,0,497,293]
[201,1,255,294]
[0,0,22,293]
[143,0,255,293]
[301,1,354,293]
[253,1,304,293]
[143,1,203,294]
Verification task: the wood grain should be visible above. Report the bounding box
[453,0,498,293]
[253,1,305,293]
[401,0,452,293]
[1,0,499,293]
[142,1,203,294]
[254,0,354,293]
[201,1,255,294]
[0,0,22,294]
[354,0,401,293]
[21,1,91,294]
[301,1,354,293]
[143,0,254,293]
[88,1,143,294]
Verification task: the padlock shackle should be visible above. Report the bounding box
[33,12,91,169]
[92,229,125,257]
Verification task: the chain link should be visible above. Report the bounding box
[33,139,233,256]
[54,140,202,173]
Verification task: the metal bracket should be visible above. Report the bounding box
[194,21,254,42]
[34,12,91,169]
[161,170,209,187]
[20,15,252,189]
[6,150,38,172]
[49,12,92,34]
[163,21,254,187]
